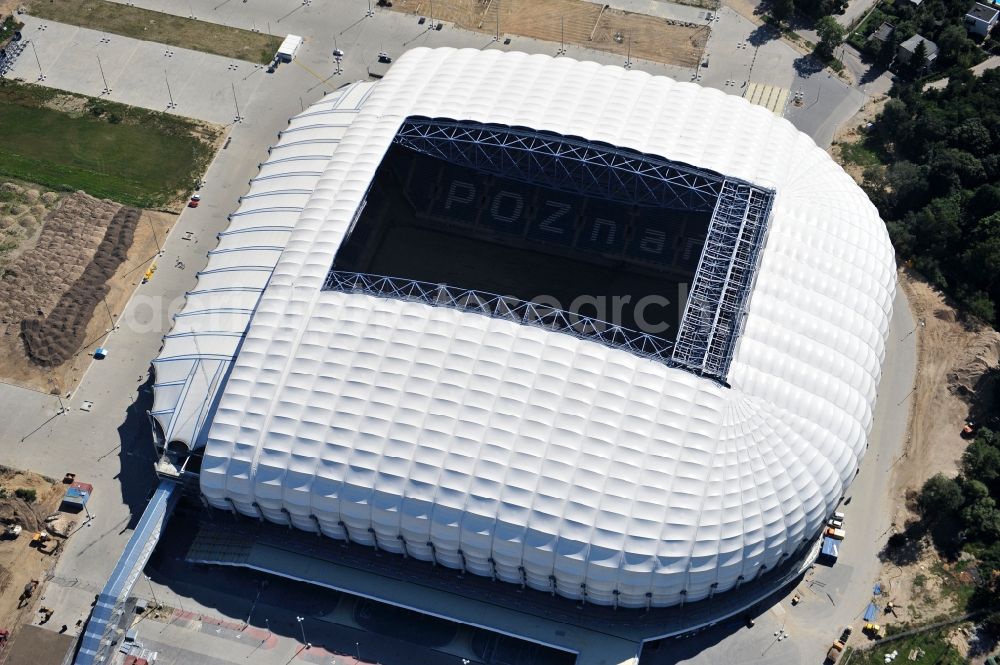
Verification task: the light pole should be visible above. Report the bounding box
[232,82,244,123]
[97,55,111,95]
[102,295,116,331]
[355,641,361,660]
[296,616,310,648]
[147,215,162,255]
[171,587,185,613]
[145,575,160,608]
[245,580,266,628]
[164,69,177,110]
[30,41,45,81]
[82,495,94,525]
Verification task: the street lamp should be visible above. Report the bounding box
[355,642,361,660]
[82,494,95,526]
[296,616,310,648]
[144,575,160,608]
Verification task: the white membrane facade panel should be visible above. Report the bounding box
[192,49,895,608]
[150,82,375,447]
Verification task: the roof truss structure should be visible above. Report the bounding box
[327,119,774,383]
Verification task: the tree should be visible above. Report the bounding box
[963,439,1000,486]
[910,196,963,255]
[796,0,847,17]
[928,148,985,191]
[910,38,928,73]
[815,16,845,60]
[885,161,929,214]
[917,473,965,520]
[951,118,992,157]
[961,496,1000,541]
[937,24,976,68]
[13,488,35,503]
[961,478,991,504]
[771,0,794,22]
[967,187,1000,221]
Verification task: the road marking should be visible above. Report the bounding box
[744,81,790,117]
[293,57,335,92]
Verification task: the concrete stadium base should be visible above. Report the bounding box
[184,511,820,665]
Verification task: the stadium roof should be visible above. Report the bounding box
[153,48,895,608]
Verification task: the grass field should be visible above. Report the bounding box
[839,143,884,169]
[0,80,219,208]
[0,16,24,45]
[27,0,281,64]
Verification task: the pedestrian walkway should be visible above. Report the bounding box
[744,81,790,115]
[75,480,179,665]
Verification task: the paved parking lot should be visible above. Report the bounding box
[7,15,267,124]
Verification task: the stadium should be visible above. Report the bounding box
[150,47,895,616]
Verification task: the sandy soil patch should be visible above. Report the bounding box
[893,276,999,514]
[390,0,707,68]
[0,467,70,643]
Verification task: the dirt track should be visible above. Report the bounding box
[390,0,708,68]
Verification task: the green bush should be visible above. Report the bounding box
[14,488,36,503]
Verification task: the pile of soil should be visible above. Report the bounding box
[0,469,61,533]
[0,192,118,324]
[948,332,1000,401]
[20,205,140,366]
[0,497,44,533]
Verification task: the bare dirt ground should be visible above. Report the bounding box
[0,190,173,394]
[390,0,707,68]
[847,272,1000,638]
[878,275,1000,622]
[0,467,70,640]
[831,94,888,178]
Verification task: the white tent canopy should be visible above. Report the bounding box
[150,81,375,447]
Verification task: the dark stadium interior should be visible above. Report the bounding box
[332,143,713,339]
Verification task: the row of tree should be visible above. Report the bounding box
[918,427,1000,578]
[863,70,1000,322]
[769,0,848,22]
